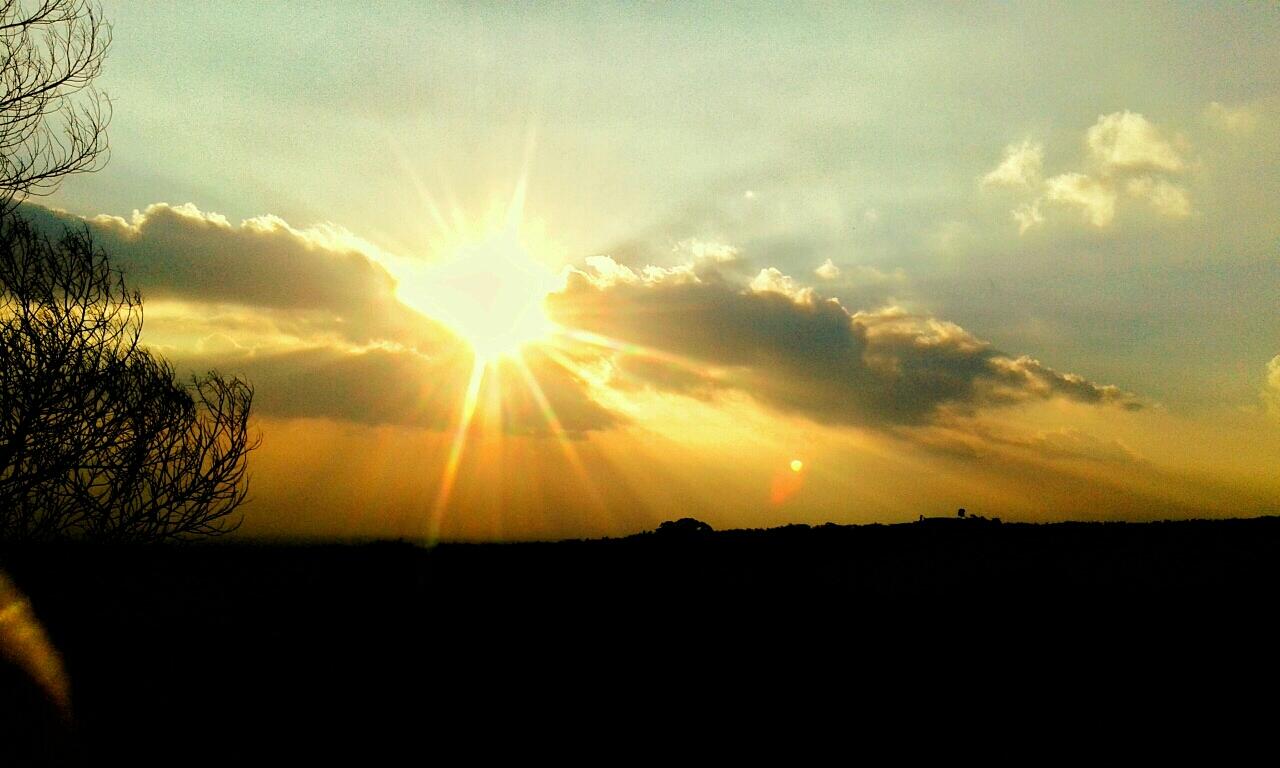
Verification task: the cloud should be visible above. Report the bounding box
[985,111,1192,232]
[10,202,1139,437]
[981,140,1044,188]
[1265,356,1280,417]
[608,355,721,401]
[1012,200,1044,234]
[547,264,1138,428]
[581,254,703,286]
[1026,429,1143,464]
[1045,172,1117,227]
[674,238,739,264]
[1205,101,1257,134]
[21,202,454,353]
[749,267,814,301]
[757,261,906,303]
[181,344,620,435]
[1126,176,1191,218]
[811,260,909,311]
[1086,111,1185,174]
[907,421,1145,465]
[18,202,620,435]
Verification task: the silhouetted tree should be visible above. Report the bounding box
[0,0,111,214]
[655,518,714,537]
[0,1,256,543]
[0,215,258,542]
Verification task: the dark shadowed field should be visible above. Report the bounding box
[4,516,1279,761]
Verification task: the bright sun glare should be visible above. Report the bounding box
[388,160,595,541]
[404,225,565,542]
[399,229,560,365]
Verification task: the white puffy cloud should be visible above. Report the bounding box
[581,255,641,284]
[581,254,701,286]
[981,140,1044,188]
[581,240,747,289]
[1045,172,1117,227]
[814,258,841,280]
[675,238,739,263]
[1086,111,1185,174]
[986,112,1193,232]
[748,267,814,301]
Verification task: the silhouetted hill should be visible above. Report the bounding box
[3,516,1279,762]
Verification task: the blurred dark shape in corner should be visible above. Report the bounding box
[0,569,78,765]
[0,4,106,763]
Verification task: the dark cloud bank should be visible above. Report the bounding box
[21,202,1138,435]
[548,266,1139,427]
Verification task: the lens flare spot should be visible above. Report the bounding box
[790,459,804,473]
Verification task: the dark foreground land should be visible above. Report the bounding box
[4,516,1280,761]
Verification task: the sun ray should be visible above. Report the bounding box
[390,140,675,539]
[426,356,487,543]
[543,328,732,414]
[553,328,717,375]
[508,354,609,517]
[387,136,455,241]
[504,126,537,232]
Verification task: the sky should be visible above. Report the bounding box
[31,1,1280,540]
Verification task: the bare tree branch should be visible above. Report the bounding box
[0,2,258,544]
[0,215,259,543]
[0,0,111,214]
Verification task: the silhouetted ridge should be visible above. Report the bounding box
[4,516,1280,762]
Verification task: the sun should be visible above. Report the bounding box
[400,229,561,364]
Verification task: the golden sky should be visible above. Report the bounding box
[32,2,1280,539]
